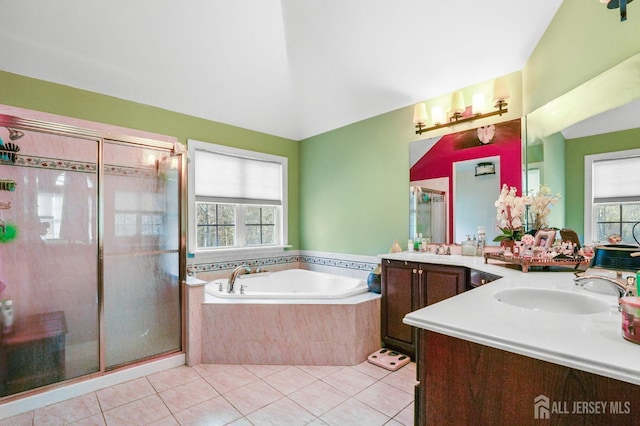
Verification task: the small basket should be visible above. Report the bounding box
[0,143,20,163]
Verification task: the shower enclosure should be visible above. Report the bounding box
[0,112,184,398]
[410,187,446,244]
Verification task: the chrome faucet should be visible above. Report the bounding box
[435,245,450,255]
[228,265,251,293]
[573,275,634,298]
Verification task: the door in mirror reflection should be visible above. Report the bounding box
[454,157,500,243]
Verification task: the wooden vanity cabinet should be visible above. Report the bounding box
[415,330,640,425]
[381,260,420,357]
[381,259,467,358]
[420,263,467,306]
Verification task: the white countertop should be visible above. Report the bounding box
[380,251,640,386]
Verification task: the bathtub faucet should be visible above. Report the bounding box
[228,265,251,293]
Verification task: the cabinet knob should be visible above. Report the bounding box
[413,269,417,274]
[418,270,423,275]
[481,279,487,285]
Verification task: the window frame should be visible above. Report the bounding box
[187,139,288,256]
[585,148,640,243]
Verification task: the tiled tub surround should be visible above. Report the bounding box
[188,251,382,366]
[203,293,381,365]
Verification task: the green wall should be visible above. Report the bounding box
[524,0,640,115]
[565,128,640,239]
[0,70,301,250]
[299,107,415,255]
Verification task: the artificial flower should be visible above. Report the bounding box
[493,184,526,242]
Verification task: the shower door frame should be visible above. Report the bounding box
[0,112,187,384]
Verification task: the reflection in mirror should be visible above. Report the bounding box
[410,119,522,244]
[525,52,640,244]
[454,156,500,243]
[410,187,446,244]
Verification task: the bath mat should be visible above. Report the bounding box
[367,348,410,371]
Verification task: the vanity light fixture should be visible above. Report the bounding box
[475,162,496,177]
[600,0,634,21]
[413,78,509,135]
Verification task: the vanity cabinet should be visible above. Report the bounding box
[415,330,640,425]
[381,259,467,357]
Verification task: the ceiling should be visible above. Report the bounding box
[0,1,564,141]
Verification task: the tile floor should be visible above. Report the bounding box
[0,361,416,425]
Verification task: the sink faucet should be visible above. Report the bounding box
[573,275,634,298]
[435,245,450,255]
[228,265,251,293]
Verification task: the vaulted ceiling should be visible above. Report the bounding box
[0,1,564,140]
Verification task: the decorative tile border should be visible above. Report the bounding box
[299,255,378,272]
[187,253,379,275]
[14,155,96,173]
[9,155,156,178]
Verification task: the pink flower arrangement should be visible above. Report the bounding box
[493,184,526,242]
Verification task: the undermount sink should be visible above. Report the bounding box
[494,288,612,315]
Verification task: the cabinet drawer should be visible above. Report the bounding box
[468,269,501,289]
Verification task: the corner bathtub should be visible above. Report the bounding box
[205,269,369,300]
[202,268,381,365]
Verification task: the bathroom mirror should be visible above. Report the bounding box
[525,52,640,242]
[410,119,522,244]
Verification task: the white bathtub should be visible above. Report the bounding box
[205,268,369,299]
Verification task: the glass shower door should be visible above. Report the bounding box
[0,129,100,396]
[102,141,181,369]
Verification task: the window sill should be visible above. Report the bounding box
[189,245,293,263]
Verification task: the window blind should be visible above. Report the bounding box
[593,156,640,203]
[194,149,282,205]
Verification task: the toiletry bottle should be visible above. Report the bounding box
[2,299,14,334]
[477,226,486,256]
[636,270,640,296]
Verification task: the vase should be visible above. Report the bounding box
[367,272,381,294]
[501,240,516,252]
[390,240,403,253]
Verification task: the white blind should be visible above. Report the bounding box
[194,149,282,205]
[593,156,640,202]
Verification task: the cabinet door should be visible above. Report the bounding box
[381,260,420,355]
[421,264,467,306]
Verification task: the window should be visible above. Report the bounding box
[188,140,287,252]
[586,149,640,243]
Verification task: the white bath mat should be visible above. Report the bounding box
[367,348,410,371]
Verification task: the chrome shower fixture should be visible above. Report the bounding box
[7,128,24,141]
